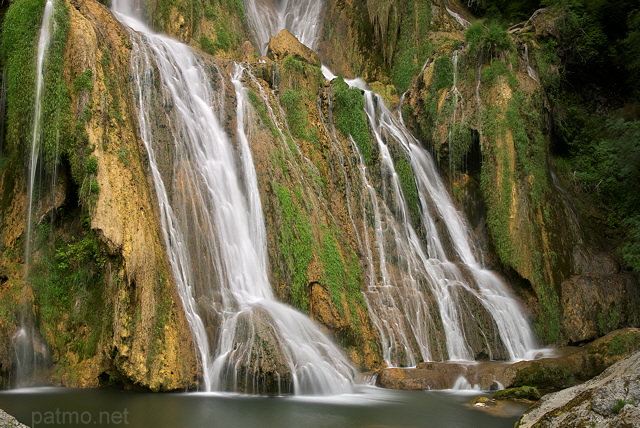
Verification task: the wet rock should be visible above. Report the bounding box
[376,329,640,392]
[267,29,320,67]
[217,308,292,395]
[516,352,640,427]
[493,386,541,401]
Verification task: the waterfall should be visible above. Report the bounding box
[358,88,535,363]
[243,0,324,55]
[242,0,535,366]
[25,0,54,274]
[524,44,539,83]
[12,0,55,387]
[445,6,471,29]
[112,5,354,395]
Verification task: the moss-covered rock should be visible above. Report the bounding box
[494,386,541,401]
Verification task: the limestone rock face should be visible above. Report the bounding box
[516,352,640,428]
[267,29,320,66]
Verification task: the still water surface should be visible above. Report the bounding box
[0,385,528,428]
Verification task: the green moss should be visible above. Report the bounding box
[2,0,46,159]
[607,333,640,356]
[514,364,575,390]
[273,183,313,311]
[72,69,93,94]
[533,266,561,344]
[493,386,541,401]
[389,0,433,93]
[332,77,373,165]
[42,0,71,168]
[319,226,365,326]
[279,88,317,145]
[433,55,454,92]
[480,106,517,268]
[394,157,420,228]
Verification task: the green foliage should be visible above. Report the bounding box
[466,21,513,63]
[612,399,636,415]
[282,56,304,73]
[84,156,98,175]
[481,58,513,87]
[480,106,517,268]
[332,77,373,165]
[199,35,217,55]
[30,220,107,360]
[505,93,548,206]
[466,0,542,23]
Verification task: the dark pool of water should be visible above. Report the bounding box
[0,385,529,428]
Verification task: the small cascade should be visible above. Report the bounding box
[244,0,325,54]
[524,44,539,83]
[13,0,55,387]
[451,375,481,391]
[445,6,471,29]
[447,50,463,174]
[113,6,354,395]
[25,0,54,273]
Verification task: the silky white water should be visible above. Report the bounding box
[360,87,536,363]
[243,0,324,55]
[14,0,55,387]
[314,6,536,365]
[25,0,54,273]
[112,3,353,394]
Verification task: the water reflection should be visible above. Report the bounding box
[0,386,529,428]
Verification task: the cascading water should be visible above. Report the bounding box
[524,44,539,83]
[356,87,535,364]
[12,0,55,387]
[243,0,535,366]
[112,2,354,395]
[243,0,324,55]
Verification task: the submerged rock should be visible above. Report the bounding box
[516,352,640,427]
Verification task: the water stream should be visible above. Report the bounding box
[112,2,353,395]
[13,0,55,388]
[243,0,324,55]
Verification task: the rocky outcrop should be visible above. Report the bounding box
[0,410,28,428]
[267,29,320,66]
[376,329,640,391]
[0,0,198,390]
[516,352,640,427]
